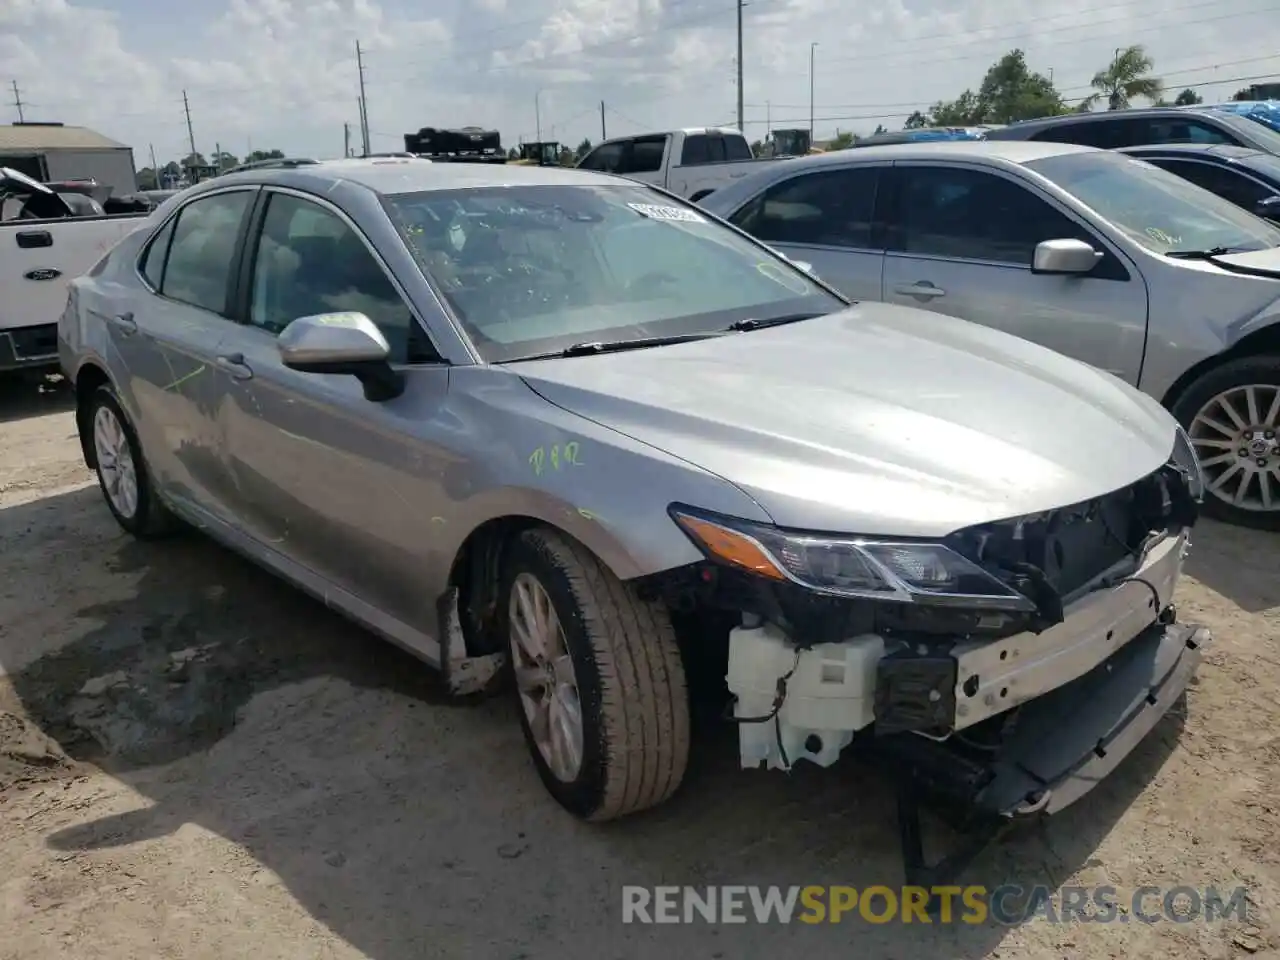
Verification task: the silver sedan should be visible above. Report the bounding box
[701,141,1280,529]
[58,158,1205,834]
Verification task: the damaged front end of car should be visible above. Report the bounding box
[643,440,1208,888]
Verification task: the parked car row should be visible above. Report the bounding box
[56,158,1208,876]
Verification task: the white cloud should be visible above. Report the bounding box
[1,0,1278,167]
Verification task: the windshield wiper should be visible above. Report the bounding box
[513,331,731,361]
[725,311,828,332]
[1165,246,1241,259]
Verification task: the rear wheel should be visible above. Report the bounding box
[87,384,178,538]
[501,528,690,821]
[1170,355,1280,530]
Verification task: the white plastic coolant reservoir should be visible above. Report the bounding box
[725,622,886,771]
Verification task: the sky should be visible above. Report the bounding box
[1,0,1278,167]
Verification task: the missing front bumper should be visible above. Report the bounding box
[976,617,1206,817]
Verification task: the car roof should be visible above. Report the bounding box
[996,107,1233,130]
[204,156,629,195]
[1115,143,1266,160]
[744,139,1098,170]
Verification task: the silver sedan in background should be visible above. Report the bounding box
[700,141,1280,529]
[58,159,1205,840]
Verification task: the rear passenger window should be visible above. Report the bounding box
[139,217,176,290]
[730,167,881,248]
[623,138,666,174]
[160,191,253,314]
[724,136,753,161]
[681,135,711,165]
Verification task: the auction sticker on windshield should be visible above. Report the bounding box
[627,202,706,223]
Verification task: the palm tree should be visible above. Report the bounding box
[1080,45,1162,111]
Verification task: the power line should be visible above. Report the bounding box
[804,1,1273,77]
[748,55,1280,111]
[740,71,1280,128]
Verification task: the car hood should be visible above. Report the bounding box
[510,304,1179,538]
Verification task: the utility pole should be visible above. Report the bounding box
[736,0,745,131]
[182,90,197,165]
[10,80,24,123]
[535,90,542,142]
[149,143,159,187]
[356,41,371,156]
[215,141,221,171]
[600,100,606,140]
[344,122,351,158]
[809,42,818,143]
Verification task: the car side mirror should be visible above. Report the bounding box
[1254,194,1280,221]
[1031,238,1103,275]
[277,312,405,402]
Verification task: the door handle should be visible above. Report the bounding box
[216,352,254,381]
[109,312,137,336]
[893,281,946,299]
[16,230,52,248]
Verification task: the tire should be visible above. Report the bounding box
[86,384,178,538]
[1169,354,1280,531]
[500,527,690,821]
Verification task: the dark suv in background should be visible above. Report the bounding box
[985,107,1280,154]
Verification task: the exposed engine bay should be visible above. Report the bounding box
[640,457,1207,879]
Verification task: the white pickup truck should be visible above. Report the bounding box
[576,127,785,202]
[1,168,147,376]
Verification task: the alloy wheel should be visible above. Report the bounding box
[508,572,585,783]
[93,404,140,519]
[1188,383,1280,513]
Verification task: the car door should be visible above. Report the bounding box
[724,164,885,301]
[111,187,256,520]
[217,188,453,640]
[880,162,1148,384]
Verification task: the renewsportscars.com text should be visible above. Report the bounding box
[621,885,1249,925]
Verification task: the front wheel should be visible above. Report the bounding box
[501,528,690,821]
[1170,355,1280,530]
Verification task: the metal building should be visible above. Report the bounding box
[0,122,137,195]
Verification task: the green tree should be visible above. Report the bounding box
[242,149,285,164]
[828,130,855,150]
[574,137,593,160]
[871,124,887,135]
[904,111,928,129]
[750,139,764,155]
[1082,44,1162,111]
[1232,87,1256,101]
[912,50,1063,127]
[213,150,239,170]
[1174,88,1202,106]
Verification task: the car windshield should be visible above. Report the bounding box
[1240,151,1280,183]
[382,183,845,361]
[1027,150,1280,255]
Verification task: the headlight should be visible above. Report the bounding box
[1171,424,1205,502]
[669,506,1036,612]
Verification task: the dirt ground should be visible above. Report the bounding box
[1,376,1279,960]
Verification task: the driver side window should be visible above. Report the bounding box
[248,193,432,363]
[889,166,1127,279]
